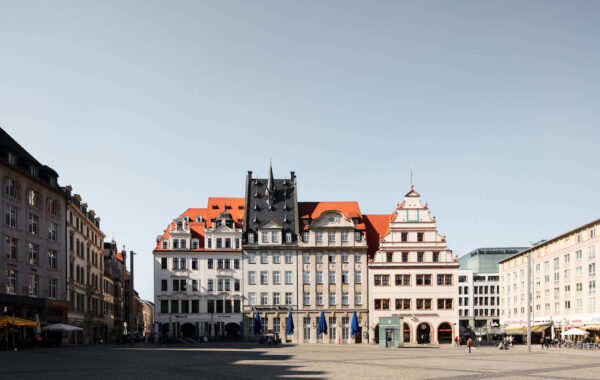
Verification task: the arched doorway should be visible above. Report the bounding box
[225,323,240,337]
[417,323,431,344]
[403,323,411,343]
[374,324,379,344]
[181,323,196,338]
[438,322,453,344]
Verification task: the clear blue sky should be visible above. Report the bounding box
[1,1,599,301]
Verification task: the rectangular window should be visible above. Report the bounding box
[417,232,424,242]
[192,280,198,291]
[328,292,336,305]
[248,253,255,264]
[173,279,180,292]
[273,271,280,285]
[416,298,432,310]
[354,232,362,242]
[217,259,223,269]
[248,271,256,284]
[248,233,254,243]
[261,252,268,264]
[161,279,168,291]
[160,300,169,313]
[29,274,39,296]
[48,222,57,241]
[303,252,310,263]
[286,233,292,243]
[303,271,310,284]
[302,231,309,242]
[316,252,323,263]
[28,213,39,235]
[48,249,57,269]
[208,258,213,269]
[433,252,439,262]
[315,232,323,242]
[416,274,431,285]
[328,232,335,242]
[5,205,17,227]
[328,271,336,284]
[234,259,240,269]
[354,252,361,262]
[285,271,292,284]
[171,300,180,313]
[261,293,268,305]
[207,279,214,291]
[395,299,411,310]
[28,243,39,265]
[328,252,336,263]
[342,252,349,262]
[316,271,323,284]
[6,269,16,294]
[303,292,310,305]
[260,271,268,285]
[401,233,407,242]
[342,271,349,283]
[180,258,186,270]
[173,258,179,270]
[285,292,292,305]
[191,258,198,270]
[354,271,362,283]
[272,252,280,264]
[248,293,256,306]
[273,292,280,305]
[395,274,410,285]
[341,231,349,242]
[272,231,278,243]
[316,292,323,305]
[285,252,293,263]
[234,279,240,291]
[161,257,167,269]
[355,292,362,305]
[261,232,268,243]
[374,299,390,310]
[342,292,349,305]
[402,252,408,262]
[386,252,393,262]
[417,252,424,262]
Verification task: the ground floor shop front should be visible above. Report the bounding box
[372,314,457,346]
[157,313,242,341]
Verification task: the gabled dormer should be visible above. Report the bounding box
[170,217,191,250]
[257,221,283,245]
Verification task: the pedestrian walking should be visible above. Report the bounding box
[454,336,459,347]
[540,336,545,349]
[467,338,473,354]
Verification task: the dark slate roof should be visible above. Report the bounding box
[244,169,298,244]
[0,126,64,194]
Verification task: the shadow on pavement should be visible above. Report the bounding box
[0,343,326,380]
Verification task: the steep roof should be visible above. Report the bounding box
[298,201,365,230]
[363,214,391,259]
[154,197,244,251]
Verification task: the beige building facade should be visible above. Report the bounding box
[65,187,106,344]
[499,219,600,336]
[296,202,369,344]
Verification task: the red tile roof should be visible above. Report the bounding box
[298,201,365,230]
[363,214,391,259]
[154,197,244,252]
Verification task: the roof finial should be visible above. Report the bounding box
[410,169,413,189]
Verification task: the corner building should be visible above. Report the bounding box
[297,202,369,344]
[366,185,458,346]
[242,167,298,341]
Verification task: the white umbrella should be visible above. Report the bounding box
[42,323,83,332]
[561,327,589,336]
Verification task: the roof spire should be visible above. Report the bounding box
[265,158,274,207]
[410,169,413,187]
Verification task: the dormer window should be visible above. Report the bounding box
[261,232,269,243]
[181,239,187,249]
[177,221,183,229]
[184,216,189,222]
[354,232,362,242]
[192,239,199,249]
[162,240,168,249]
[196,216,203,223]
[271,232,278,243]
[286,233,292,243]
[248,233,255,243]
[212,205,219,209]
[207,238,212,248]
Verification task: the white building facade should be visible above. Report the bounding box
[367,186,459,345]
[154,198,245,340]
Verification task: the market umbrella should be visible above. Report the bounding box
[286,311,294,335]
[0,316,39,327]
[317,312,327,336]
[253,312,262,335]
[42,323,83,332]
[561,328,589,336]
[350,311,360,338]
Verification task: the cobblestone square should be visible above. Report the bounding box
[3,343,600,379]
